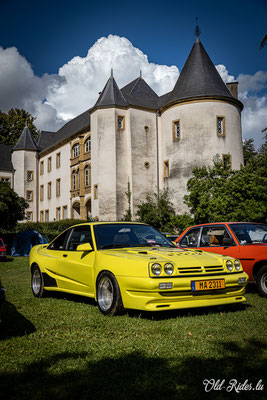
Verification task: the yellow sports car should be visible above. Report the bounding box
[29,222,248,316]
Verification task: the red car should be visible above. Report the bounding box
[0,238,6,261]
[175,222,267,297]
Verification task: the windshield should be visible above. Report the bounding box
[229,223,267,245]
[93,224,175,250]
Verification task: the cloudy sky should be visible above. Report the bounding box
[0,0,266,147]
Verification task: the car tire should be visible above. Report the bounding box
[96,272,124,316]
[256,265,267,298]
[31,265,45,298]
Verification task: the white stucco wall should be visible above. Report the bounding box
[160,100,243,213]
[39,143,71,221]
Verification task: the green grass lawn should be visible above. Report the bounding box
[0,257,266,400]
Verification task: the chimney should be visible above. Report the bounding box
[226,82,239,99]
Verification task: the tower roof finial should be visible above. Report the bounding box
[111,68,113,78]
[194,16,201,39]
[140,69,142,78]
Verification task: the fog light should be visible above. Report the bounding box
[159,282,173,289]
[238,277,246,284]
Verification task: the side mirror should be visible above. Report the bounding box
[76,243,93,252]
[222,237,234,246]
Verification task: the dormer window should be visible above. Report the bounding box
[73,143,80,158]
[118,116,125,130]
[172,120,180,141]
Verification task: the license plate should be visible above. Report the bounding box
[191,279,225,291]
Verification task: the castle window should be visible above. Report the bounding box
[85,165,91,187]
[40,161,44,175]
[26,211,33,222]
[56,153,61,168]
[0,177,11,184]
[62,205,68,219]
[27,171,33,181]
[118,116,125,130]
[47,182,52,199]
[164,160,169,178]
[73,143,80,158]
[26,190,33,202]
[222,154,232,169]
[47,157,52,172]
[40,185,44,201]
[72,170,77,190]
[40,211,44,222]
[45,210,49,222]
[172,120,180,140]
[56,207,61,221]
[85,137,91,153]
[56,178,61,197]
[94,184,98,199]
[217,116,225,136]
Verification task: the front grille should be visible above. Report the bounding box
[204,265,224,273]
[177,267,203,274]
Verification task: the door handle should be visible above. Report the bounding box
[63,254,68,258]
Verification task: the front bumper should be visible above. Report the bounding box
[117,272,248,311]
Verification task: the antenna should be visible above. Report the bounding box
[194,16,201,38]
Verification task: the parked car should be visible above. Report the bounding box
[175,222,267,297]
[0,238,6,261]
[29,222,248,316]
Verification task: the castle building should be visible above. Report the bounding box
[0,38,244,222]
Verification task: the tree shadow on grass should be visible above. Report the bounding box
[0,301,36,340]
[0,339,266,400]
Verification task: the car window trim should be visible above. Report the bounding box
[47,228,72,251]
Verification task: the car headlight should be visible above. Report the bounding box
[234,259,241,271]
[226,260,233,271]
[164,263,174,275]
[151,263,162,276]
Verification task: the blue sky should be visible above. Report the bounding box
[0,0,266,146]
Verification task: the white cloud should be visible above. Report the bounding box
[47,35,179,119]
[0,46,66,131]
[0,35,266,149]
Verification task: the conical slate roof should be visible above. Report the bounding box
[165,38,235,107]
[13,125,38,151]
[121,76,159,109]
[94,74,128,108]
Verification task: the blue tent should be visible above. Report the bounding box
[11,230,48,256]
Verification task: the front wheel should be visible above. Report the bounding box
[256,265,267,298]
[31,265,45,298]
[96,272,124,316]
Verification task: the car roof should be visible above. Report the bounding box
[186,222,266,228]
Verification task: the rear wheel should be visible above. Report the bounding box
[97,272,124,316]
[256,265,267,298]
[31,265,45,298]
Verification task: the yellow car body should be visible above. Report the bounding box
[29,222,248,315]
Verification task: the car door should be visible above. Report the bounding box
[54,225,96,295]
[198,225,239,258]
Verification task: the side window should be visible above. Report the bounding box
[179,228,201,247]
[66,226,93,251]
[48,229,70,250]
[200,226,232,247]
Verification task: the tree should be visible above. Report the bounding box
[0,108,39,145]
[184,149,267,224]
[243,138,257,165]
[136,189,175,231]
[122,181,132,221]
[0,182,29,230]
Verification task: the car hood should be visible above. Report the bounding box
[99,247,228,267]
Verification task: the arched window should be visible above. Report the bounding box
[72,143,80,158]
[72,170,77,190]
[85,137,91,153]
[85,165,91,187]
